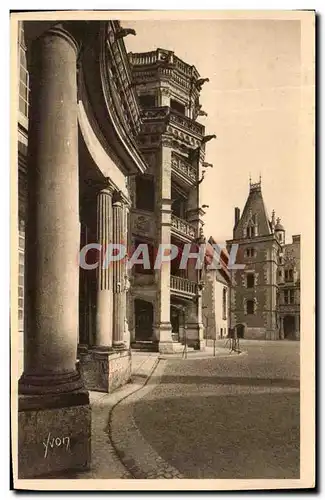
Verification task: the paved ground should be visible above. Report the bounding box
[114,340,300,479]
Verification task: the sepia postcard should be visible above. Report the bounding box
[10,9,315,491]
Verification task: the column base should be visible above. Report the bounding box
[18,369,84,395]
[158,341,176,354]
[18,390,91,479]
[185,323,205,350]
[78,348,131,393]
[154,322,175,354]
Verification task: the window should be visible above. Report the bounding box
[246,248,255,258]
[278,270,282,278]
[246,226,254,238]
[220,328,223,338]
[135,176,155,211]
[284,289,295,305]
[18,23,29,118]
[222,288,227,320]
[170,99,186,115]
[279,256,283,265]
[246,300,255,315]
[18,217,25,329]
[246,273,254,288]
[138,94,156,109]
[285,269,294,282]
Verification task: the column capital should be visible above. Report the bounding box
[39,23,80,56]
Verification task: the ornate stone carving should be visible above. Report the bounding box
[171,152,196,182]
[161,87,171,96]
[171,214,196,239]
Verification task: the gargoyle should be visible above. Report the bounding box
[198,108,208,117]
[197,171,206,185]
[202,162,213,169]
[195,77,210,91]
[116,28,136,39]
[201,134,217,145]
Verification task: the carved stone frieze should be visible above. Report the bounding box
[131,211,155,238]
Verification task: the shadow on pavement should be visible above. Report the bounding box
[148,374,300,388]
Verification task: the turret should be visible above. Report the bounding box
[274,217,285,245]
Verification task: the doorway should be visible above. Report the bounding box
[134,299,154,341]
[283,315,296,339]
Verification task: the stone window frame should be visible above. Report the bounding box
[246,271,255,289]
[245,247,256,258]
[244,297,258,316]
[244,297,257,315]
[284,288,295,305]
[284,268,294,282]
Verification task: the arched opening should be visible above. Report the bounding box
[283,315,296,339]
[134,299,154,341]
[236,323,245,339]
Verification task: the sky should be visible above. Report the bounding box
[123,18,305,243]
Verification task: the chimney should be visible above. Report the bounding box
[292,235,301,244]
[234,207,240,226]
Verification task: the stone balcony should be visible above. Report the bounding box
[139,107,204,149]
[170,275,198,297]
[129,49,199,80]
[171,152,197,184]
[171,214,196,241]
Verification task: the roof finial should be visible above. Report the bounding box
[249,173,252,187]
[259,172,262,184]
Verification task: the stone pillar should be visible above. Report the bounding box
[279,316,284,340]
[79,188,131,392]
[159,87,170,107]
[18,25,90,479]
[112,194,125,349]
[122,201,131,349]
[155,143,173,353]
[95,186,113,348]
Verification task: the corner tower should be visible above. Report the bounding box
[227,179,281,340]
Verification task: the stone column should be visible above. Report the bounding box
[122,201,131,349]
[18,25,90,479]
[95,185,113,348]
[154,143,173,353]
[112,194,125,349]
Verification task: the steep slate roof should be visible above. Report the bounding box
[233,181,272,239]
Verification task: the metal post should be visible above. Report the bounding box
[183,325,187,359]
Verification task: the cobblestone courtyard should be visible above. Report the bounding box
[112,340,300,479]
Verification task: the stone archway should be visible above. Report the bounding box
[283,315,296,339]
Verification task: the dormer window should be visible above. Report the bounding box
[247,226,254,238]
[285,269,294,282]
